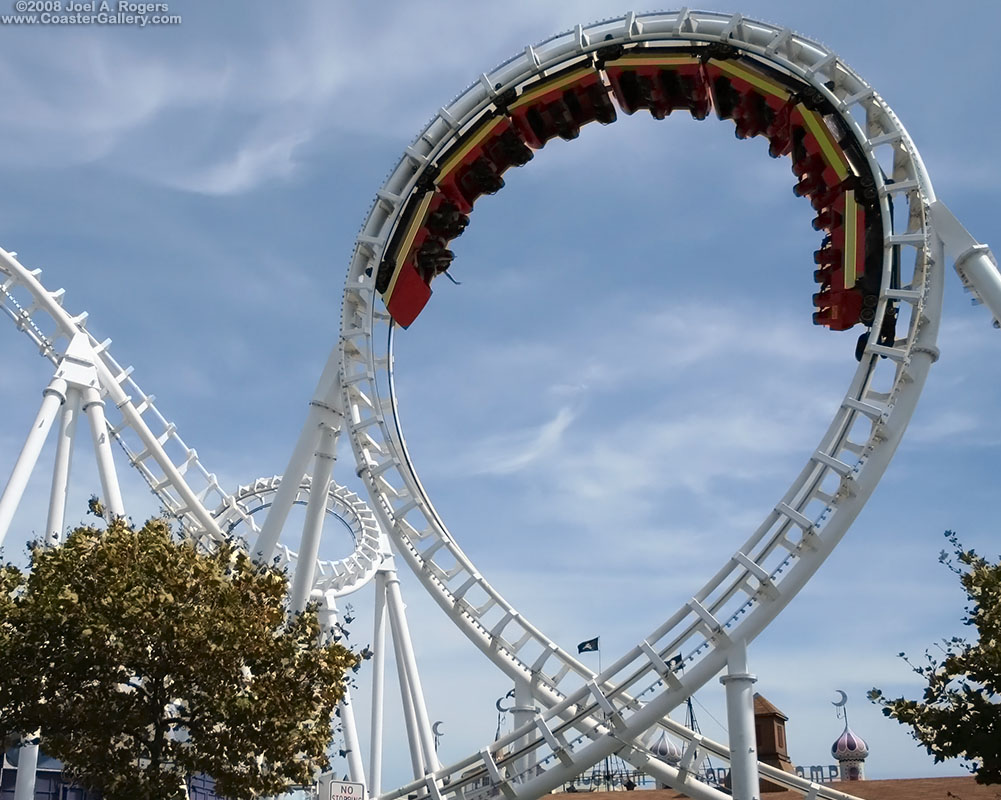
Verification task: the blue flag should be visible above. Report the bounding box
[577,637,599,654]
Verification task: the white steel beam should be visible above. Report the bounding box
[720,640,760,800]
[512,677,538,781]
[255,345,344,561]
[254,404,324,561]
[931,200,1001,328]
[320,594,367,786]
[82,387,125,518]
[389,592,426,780]
[386,570,440,773]
[0,377,66,547]
[44,386,82,545]
[340,681,366,783]
[289,427,338,613]
[369,568,389,794]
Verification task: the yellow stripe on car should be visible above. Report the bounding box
[798,106,850,181]
[508,67,596,110]
[842,189,858,288]
[436,116,508,178]
[709,58,790,100]
[384,191,435,299]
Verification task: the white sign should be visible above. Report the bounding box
[318,777,366,800]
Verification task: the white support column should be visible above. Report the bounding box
[511,677,538,782]
[45,387,82,546]
[389,597,427,780]
[12,740,39,800]
[385,570,440,773]
[0,377,66,547]
[369,568,389,795]
[255,346,344,561]
[339,682,366,783]
[720,640,759,800]
[82,387,124,518]
[254,405,324,561]
[7,379,75,800]
[320,593,366,785]
[930,200,1001,326]
[289,427,338,614]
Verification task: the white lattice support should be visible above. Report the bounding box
[480,748,517,800]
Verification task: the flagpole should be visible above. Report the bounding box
[575,636,604,791]
[597,639,608,792]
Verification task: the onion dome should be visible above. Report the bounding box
[831,724,869,760]
[649,730,682,764]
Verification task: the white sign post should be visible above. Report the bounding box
[317,776,366,800]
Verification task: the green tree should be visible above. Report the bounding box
[0,517,357,800]
[869,531,1000,784]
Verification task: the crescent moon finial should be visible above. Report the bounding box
[495,688,516,713]
[832,689,848,707]
[432,721,444,736]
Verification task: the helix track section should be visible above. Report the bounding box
[213,476,386,598]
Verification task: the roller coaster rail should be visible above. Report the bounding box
[328,9,997,800]
[0,247,439,799]
[0,248,388,590]
[2,9,999,800]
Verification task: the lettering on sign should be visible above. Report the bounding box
[794,765,839,783]
[318,777,366,800]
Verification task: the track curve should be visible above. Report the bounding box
[0,249,370,595]
[213,475,386,597]
[333,11,944,800]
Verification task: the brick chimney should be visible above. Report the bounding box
[753,693,796,792]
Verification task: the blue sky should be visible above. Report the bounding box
[0,0,1000,791]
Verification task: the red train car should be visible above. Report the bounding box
[378,46,885,338]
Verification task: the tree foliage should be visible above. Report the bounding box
[0,517,357,800]
[869,531,1001,784]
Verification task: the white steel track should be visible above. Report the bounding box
[212,476,387,598]
[0,249,373,592]
[0,250,440,796]
[329,11,945,800]
[3,10,996,800]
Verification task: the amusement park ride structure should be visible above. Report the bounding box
[0,10,999,800]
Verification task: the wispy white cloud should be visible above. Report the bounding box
[0,1,625,195]
[0,37,225,169]
[468,405,576,475]
[399,296,856,590]
[906,409,978,444]
[165,128,310,196]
